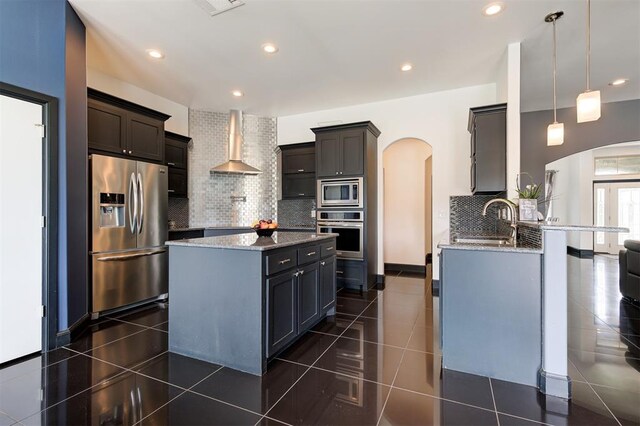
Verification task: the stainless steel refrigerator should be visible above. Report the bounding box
[90,154,168,316]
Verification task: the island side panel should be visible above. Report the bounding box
[168,245,264,374]
[441,249,542,387]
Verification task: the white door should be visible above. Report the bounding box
[593,182,640,254]
[0,94,43,363]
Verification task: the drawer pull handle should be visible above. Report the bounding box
[298,169,304,172]
[325,246,334,251]
[336,270,344,275]
[168,190,176,193]
[298,193,305,196]
[167,162,176,166]
[307,251,316,256]
[279,258,291,265]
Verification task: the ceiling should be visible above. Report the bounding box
[69,0,640,116]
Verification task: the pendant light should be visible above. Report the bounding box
[576,0,601,122]
[546,11,564,146]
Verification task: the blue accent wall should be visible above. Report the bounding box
[0,0,87,333]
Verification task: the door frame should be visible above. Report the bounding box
[593,178,640,254]
[1,82,59,353]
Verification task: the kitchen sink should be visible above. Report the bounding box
[453,236,514,246]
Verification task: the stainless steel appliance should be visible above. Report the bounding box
[317,211,364,259]
[90,154,168,316]
[318,177,363,208]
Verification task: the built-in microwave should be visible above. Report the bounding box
[318,177,363,208]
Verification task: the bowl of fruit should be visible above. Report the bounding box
[251,219,278,237]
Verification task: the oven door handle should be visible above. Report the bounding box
[317,222,363,228]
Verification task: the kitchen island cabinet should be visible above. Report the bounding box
[166,232,337,375]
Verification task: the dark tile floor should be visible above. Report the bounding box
[1,256,638,425]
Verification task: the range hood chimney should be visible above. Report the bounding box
[210,110,261,175]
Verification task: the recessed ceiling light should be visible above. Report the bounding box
[262,43,279,54]
[232,90,244,97]
[610,78,629,86]
[401,63,413,72]
[146,49,164,59]
[482,2,504,16]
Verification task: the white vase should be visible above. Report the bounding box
[518,199,538,221]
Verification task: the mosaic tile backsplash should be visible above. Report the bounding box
[188,110,278,227]
[449,195,509,237]
[277,199,316,228]
[168,198,189,229]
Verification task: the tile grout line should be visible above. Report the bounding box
[488,378,501,426]
[105,315,167,332]
[496,411,555,426]
[134,365,226,425]
[567,358,622,426]
[63,326,153,355]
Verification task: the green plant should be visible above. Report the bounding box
[516,173,542,200]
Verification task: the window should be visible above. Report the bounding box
[595,155,640,176]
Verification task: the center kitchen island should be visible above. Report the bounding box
[166,232,337,375]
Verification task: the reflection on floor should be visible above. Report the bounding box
[0,257,638,425]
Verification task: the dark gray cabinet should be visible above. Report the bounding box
[88,88,170,164]
[165,131,191,198]
[281,142,315,199]
[267,270,298,356]
[319,256,337,312]
[167,229,204,241]
[315,129,367,177]
[298,263,320,330]
[468,103,507,194]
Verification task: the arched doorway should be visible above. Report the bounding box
[383,138,433,276]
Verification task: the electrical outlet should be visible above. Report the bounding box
[311,210,316,218]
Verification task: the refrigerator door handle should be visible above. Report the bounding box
[137,172,144,234]
[128,172,137,234]
[96,249,167,262]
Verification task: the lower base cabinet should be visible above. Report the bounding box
[266,245,336,358]
[336,259,365,290]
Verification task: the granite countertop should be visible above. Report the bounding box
[166,231,338,251]
[438,232,543,254]
[517,221,629,233]
[168,226,315,232]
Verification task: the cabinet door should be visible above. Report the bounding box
[283,148,315,174]
[319,256,337,312]
[88,99,127,155]
[339,130,365,176]
[127,111,164,163]
[473,110,506,194]
[267,271,298,357]
[168,168,187,198]
[316,133,341,177]
[283,174,315,199]
[165,138,188,169]
[298,263,320,331]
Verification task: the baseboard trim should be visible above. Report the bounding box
[384,263,427,275]
[432,279,440,296]
[55,313,90,347]
[375,274,386,290]
[567,246,594,259]
[538,368,572,399]
[426,253,433,264]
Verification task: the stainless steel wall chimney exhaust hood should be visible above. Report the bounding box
[210,110,261,175]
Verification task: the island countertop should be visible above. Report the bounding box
[517,221,629,232]
[166,231,337,251]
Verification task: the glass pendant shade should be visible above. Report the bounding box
[577,90,601,122]
[547,122,564,146]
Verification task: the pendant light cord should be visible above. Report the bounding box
[586,0,591,91]
[553,16,558,123]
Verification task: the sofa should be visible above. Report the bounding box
[619,240,640,303]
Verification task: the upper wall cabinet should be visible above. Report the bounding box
[280,142,315,199]
[468,103,507,195]
[313,122,380,178]
[165,131,191,198]
[88,88,170,164]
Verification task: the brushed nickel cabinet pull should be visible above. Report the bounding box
[307,251,316,256]
[279,258,291,265]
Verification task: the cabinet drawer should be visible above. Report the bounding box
[336,259,365,288]
[297,245,319,265]
[320,241,336,258]
[266,249,297,276]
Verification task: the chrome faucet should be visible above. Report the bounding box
[482,198,517,243]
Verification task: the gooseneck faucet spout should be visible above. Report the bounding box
[482,198,518,243]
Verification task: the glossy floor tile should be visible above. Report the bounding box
[1,255,637,425]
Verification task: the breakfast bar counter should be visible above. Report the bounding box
[166,232,338,375]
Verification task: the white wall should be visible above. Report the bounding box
[87,68,189,135]
[383,139,432,266]
[278,84,497,279]
[506,43,521,199]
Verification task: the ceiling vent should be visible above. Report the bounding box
[193,0,245,17]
